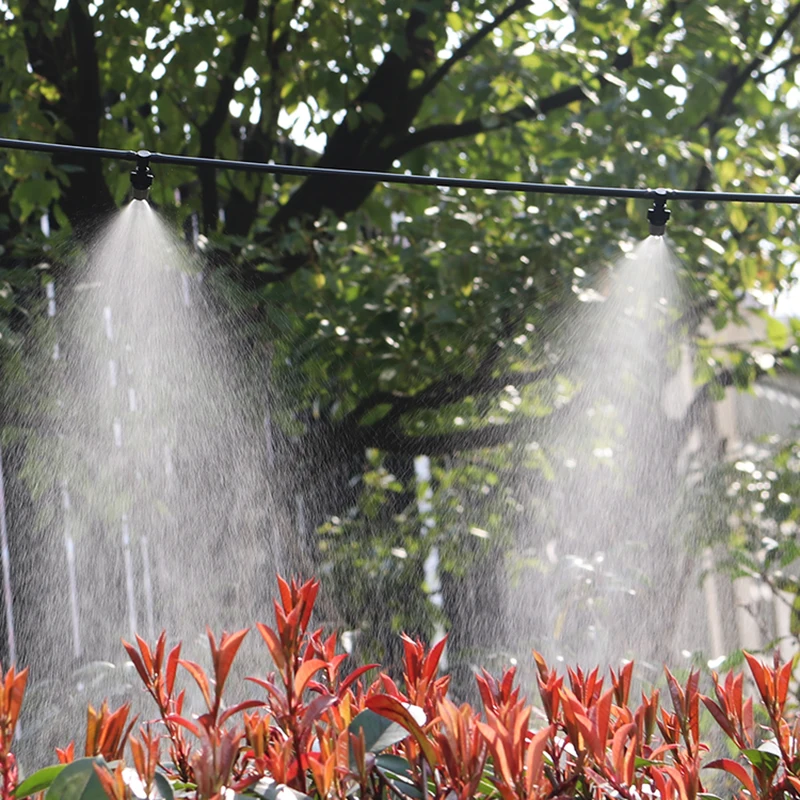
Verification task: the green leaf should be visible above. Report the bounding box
[729,206,748,233]
[741,748,780,775]
[348,708,410,759]
[14,765,67,798]
[766,316,789,351]
[375,755,423,800]
[153,773,174,800]
[739,255,757,288]
[634,757,666,768]
[45,758,108,800]
[446,12,462,31]
[11,179,59,222]
[167,781,196,792]
[375,754,412,773]
[717,161,737,186]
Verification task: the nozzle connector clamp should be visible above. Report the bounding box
[130,150,154,201]
[647,188,671,236]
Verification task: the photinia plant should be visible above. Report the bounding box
[0,665,26,800]
[6,575,800,800]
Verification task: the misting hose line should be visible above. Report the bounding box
[1,136,800,205]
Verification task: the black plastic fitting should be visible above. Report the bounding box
[130,150,154,201]
[647,188,671,236]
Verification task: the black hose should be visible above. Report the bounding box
[1,136,799,206]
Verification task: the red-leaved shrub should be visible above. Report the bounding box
[5,575,800,800]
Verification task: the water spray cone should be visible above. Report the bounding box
[647,189,671,236]
[130,150,154,201]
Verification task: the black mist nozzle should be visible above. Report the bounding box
[647,188,671,236]
[130,150,153,201]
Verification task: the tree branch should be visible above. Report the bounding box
[243,0,685,287]
[365,418,540,455]
[351,370,552,425]
[221,0,304,237]
[761,1,800,62]
[66,0,102,144]
[759,50,800,78]
[392,84,586,156]
[20,0,114,222]
[197,0,259,230]
[392,1,686,157]
[419,0,531,97]
[349,310,523,428]
[199,0,259,146]
[679,343,800,440]
[709,0,800,128]
[691,0,800,199]
[680,372,734,436]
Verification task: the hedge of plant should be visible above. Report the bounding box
[0,577,797,800]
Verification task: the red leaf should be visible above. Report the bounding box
[339,663,379,693]
[257,623,286,671]
[294,659,327,697]
[56,742,75,765]
[166,644,181,697]
[245,676,287,710]
[7,667,27,729]
[593,688,613,750]
[500,667,516,700]
[179,660,212,711]
[197,711,215,731]
[706,758,758,800]
[206,628,219,665]
[379,673,403,698]
[122,640,150,686]
[575,712,601,760]
[532,652,548,681]
[165,714,201,738]
[651,769,675,800]
[777,660,792,709]
[218,699,266,726]
[214,628,249,702]
[613,660,634,706]
[523,725,551,795]
[135,634,154,675]
[743,696,754,743]
[154,632,166,673]
[475,721,514,789]
[301,693,338,731]
[424,636,448,683]
[743,652,768,705]
[662,766,689,800]
[276,575,293,611]
[365,695,436,766]
[611,723,637,779]
[664,668,685,719]
[701,697,736,742]
[686,669,700,744]
[732,672,743,717]
[299,579,319,631]
[401,635,419,686]
[585,666,601,704]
